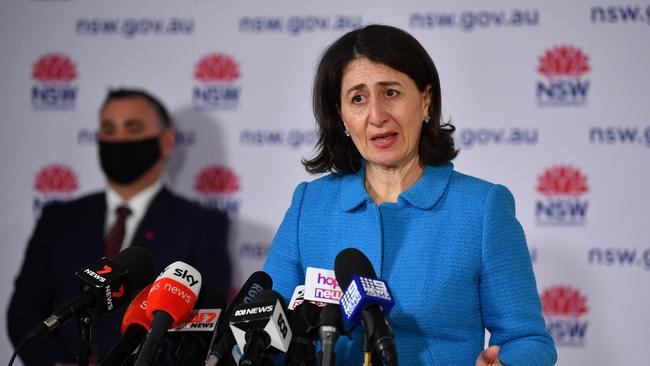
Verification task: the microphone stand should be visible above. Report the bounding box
[77,309,93,366]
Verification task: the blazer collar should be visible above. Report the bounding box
[340,162,454,211]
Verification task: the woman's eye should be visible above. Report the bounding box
[352,95,365,104]
[385,89,399,97]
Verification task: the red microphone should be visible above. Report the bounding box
[134,262,202,366]
[101,285,152,366]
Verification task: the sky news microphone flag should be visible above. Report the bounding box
[135,261,202,366]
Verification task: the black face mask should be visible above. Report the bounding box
[98,137,161,185]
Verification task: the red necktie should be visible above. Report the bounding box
[104,205,132,259]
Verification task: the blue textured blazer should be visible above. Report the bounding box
[264,163,556,365]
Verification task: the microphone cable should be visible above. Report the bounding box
[8,339,25,366]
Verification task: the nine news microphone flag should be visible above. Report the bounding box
[335,247,398,366]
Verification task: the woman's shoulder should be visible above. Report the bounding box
[300,172,348,191]
[450,169,494,189]
[448,169,516,207]
[289,172,346,201]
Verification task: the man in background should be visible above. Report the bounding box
[7,88,231,365]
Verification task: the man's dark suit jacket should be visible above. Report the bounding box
[7,187,231,365]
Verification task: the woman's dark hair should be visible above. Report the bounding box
[304,24,457,174]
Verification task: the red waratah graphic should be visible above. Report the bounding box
[194,165,240,194]
[32,53,78,82]
[537,165,588,197]
[541,285,588,317]
[34,164,79,194]
[537,46,590,78]
[194,53,240,83]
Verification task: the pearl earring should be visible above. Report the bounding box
[423,116,431,124]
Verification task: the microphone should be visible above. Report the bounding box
[100,284,153,366]
[335,248,398,366]
[25,246,155,342]
[316,304,343,366]
[205,271,272,366]
[284,287,321,366]
[167,284,226,366]
[134,261,202,366]
[230,289,292,366]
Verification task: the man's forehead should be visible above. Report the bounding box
[100,96,160,125]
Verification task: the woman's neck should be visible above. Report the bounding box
[364,158,424,204]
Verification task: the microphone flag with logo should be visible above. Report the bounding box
[167,284,226,366]
[24,246,155,342]
[134,261,202,366]
[205,271,272,366]
[335,247,398,366]
[229,289,292,366]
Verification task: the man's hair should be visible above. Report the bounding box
[100,88,173,129]
[304,24,457,174]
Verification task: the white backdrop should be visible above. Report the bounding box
[1,0,649,364]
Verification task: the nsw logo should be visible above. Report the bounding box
[536,45,590,106]
[192,53,241,110]
[541,285,589,347]
[33,164,79,218]
[31,53,79,110]
[194,164,241,216]
[535,165,589,225]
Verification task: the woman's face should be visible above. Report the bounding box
[339,58,431,171]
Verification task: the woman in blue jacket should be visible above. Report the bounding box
[264,24,556,366]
